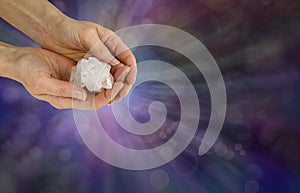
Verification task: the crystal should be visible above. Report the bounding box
[70,57,114,92]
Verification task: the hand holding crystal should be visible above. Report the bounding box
[0,0,137,109]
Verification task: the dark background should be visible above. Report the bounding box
[0,0,299,193]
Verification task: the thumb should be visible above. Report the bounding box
[40,78,87,101]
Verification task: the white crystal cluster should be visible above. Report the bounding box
[70,57,114,92]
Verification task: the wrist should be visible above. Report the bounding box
[39,12,70,48]
[0,43,33,82]
[0,42,19,79]
[0,0,69,47]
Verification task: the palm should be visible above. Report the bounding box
[18,48,75,96]
[35,49,74,81]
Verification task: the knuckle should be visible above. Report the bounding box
[101,49,113,59]
[85,26,97,36]
[102,30,116,44]
[124,54,136,66]
[126,75,136,85]
[82,26,98,45]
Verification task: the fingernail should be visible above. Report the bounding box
[73,89,87,101]
[110,58,120,66]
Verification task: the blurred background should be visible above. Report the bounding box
[0,0,299,193]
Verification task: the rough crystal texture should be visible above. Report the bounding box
[70,57,114,92]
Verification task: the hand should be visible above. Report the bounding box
[6,47,126,109]
[0,0,137,106]
[42,18,137,103]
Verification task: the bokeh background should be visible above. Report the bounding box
[0,0,299,193]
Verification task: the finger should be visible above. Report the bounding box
[38,94,92,110]
[110,64,135,100]
[110,63,124,74]
[110,83,132,104]
[115,50,137,68]
[99,81,124,106]
[38,93,104,110]
[72,91,103,110]
[109,94,122,104]
[72,82,122,110]
[110,48,137,99]
[99,30,137,69]
[89,41,120,65]
[119,84,132,98]
[109,80,132,104]
[115,66,131,82]
[126,66,137,85]
[99,30,129,62]
[110,66,130,99]
[37,95,73,109]
[46,82,124,110]
[38,77,87,101]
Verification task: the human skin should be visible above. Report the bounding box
[0,42,128,109]
[0,0,137,106]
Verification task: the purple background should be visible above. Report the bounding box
[0,0,299,193]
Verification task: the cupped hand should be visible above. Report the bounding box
[43,18,137,103]
[12,47,127,109]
